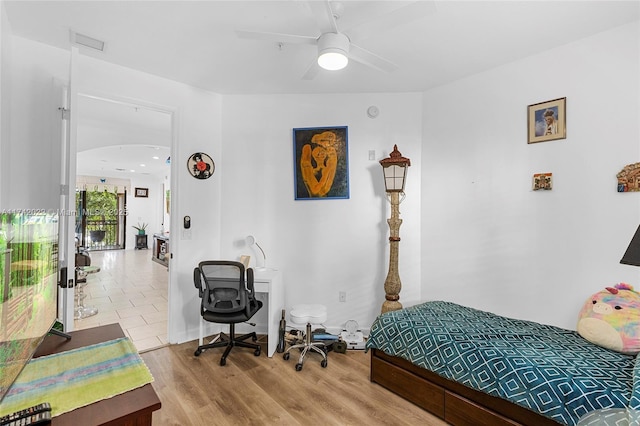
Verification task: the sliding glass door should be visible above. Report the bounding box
[75,190,126,250]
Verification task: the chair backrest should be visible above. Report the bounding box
[194,261,255,317]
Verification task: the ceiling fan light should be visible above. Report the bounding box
[317,32,350,71]
[318,50,348,70]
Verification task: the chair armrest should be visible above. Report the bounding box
[246,268,256,298]
[193,267,204,298]
[245,268,257,317]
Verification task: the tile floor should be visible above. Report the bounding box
[73,248,168,352]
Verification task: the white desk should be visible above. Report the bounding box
[253,268,284,357]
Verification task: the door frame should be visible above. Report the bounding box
[65,87,177,336]
[57,47,79,329]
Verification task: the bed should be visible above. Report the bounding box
[365,301,640,426]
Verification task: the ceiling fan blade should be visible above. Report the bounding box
[349,44,398,73]
[307,0,338,34]
[302,60,321,80]
[346,1,437,43]
[236,30,317,45]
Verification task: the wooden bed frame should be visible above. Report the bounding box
[370,348,562,426]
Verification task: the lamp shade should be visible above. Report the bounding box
[621,225,640,266]
[317,33,349,71]
[246,235,267,269]
[379,145,411,192]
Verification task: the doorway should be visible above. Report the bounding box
[72,93,173,350]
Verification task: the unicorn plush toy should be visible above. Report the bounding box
[577,283,640,354]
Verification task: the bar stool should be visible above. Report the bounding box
[75,265,100,319]
[283,304,328,371]
[74,248,100,320]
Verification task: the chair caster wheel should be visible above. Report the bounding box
[254,348,261,356]
[220,358,226,366]
[194,349,202,356]
[295,363,303,371]
[283,352,290,361]
[321,359,328,368]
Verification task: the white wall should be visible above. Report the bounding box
[421,21,640,330]
[221,93,422,332]
[0,1,10,208]
[125,175,164,250]
[6,37,67,210]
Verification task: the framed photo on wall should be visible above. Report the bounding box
[527,97,566,144]
[135,187,149,198]
[292,126,349,200]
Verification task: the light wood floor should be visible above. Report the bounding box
[141,339,448,425]
[73,249,447,425]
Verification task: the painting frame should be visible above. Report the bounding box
[293,126,349,200]
[134,187,149,198]
[527,97,566,144]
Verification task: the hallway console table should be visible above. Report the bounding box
[34,323,161,425]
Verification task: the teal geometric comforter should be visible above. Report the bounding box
[365,301,640,426]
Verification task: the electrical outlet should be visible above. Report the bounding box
[339,291,346,302]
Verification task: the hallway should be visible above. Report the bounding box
[73,248,168,352]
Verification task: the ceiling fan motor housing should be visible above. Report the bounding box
[317,32,350,70]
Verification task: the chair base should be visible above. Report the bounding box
[283,322,328,371]
[194,323,261,366]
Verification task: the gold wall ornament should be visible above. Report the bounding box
[617,162,640,192]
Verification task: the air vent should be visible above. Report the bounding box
[70,31,105,52]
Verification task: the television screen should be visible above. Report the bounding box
[0,212,59,404]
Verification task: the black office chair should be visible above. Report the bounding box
[193,261,263,365]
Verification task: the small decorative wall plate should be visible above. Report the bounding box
[187,152,215,179]
[532,173,552,190]
[617,162,640,192]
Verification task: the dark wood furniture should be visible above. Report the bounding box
[370,349,561,426]
[35,323,161,426]
[135,234,148,250]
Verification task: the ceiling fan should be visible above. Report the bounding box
[236,1,435,79]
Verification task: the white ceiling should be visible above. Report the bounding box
[75,95,172,180]
[5,1,639,95]
[4,0,639,179]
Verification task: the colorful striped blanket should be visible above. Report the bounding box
[0,337,154,417]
